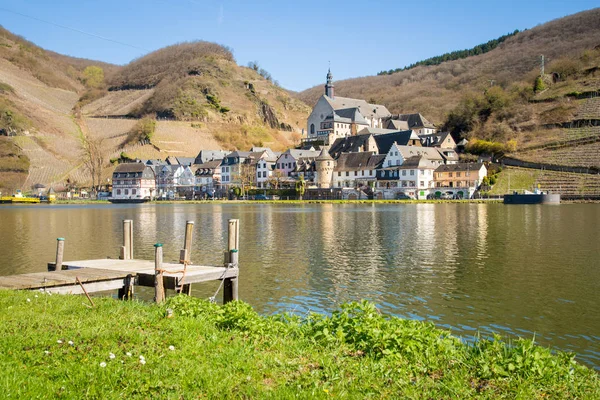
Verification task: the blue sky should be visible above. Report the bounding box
[0,1,597,91]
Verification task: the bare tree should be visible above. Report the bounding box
[267,169,285,189]
[83,138,105,194]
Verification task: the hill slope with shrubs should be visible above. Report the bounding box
[0,31,309,192]
[298,8,600,161]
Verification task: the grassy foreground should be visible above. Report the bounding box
[0,292,598,399]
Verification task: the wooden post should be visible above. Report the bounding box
[118,274,134,300]
[121,220,133,260]
[178,220,194,295]
[54,238,65,271]
[223,219,239,303]
[154,244,165,304]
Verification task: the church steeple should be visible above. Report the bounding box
[325,68,334,98]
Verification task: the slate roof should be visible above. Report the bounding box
[373,131,419,154]
[316,148,333,161]
[176,157,195,166]
[324,95,391,119]
[194,150,228,164]
[284,149,321,160]
[437,148,459,163]
[389,113,436,129]
[333,107,370,125]
[357,127,400,135]
[334,152,385,172]
[386,120,410,131]
[113,163,147,173]
[395,145,444,161]
[434,163,485,173]
[328,134,374,159]
[420,132,455,147]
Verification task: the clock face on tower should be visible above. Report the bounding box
[320,114,324,119]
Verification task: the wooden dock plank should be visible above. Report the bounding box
[0,268,135,290]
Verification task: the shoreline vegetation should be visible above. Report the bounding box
[0,291,598,398]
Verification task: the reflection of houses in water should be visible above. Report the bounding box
[320,205,388,303]
[474,204,488,263]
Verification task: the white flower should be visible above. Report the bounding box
[168,345,175,351]
[100,362,107,368]
[126,352,132,357]
[34,295,38,298]
[57,340,63,344]
[68,341,74,346]
[139,355,145,360]
[26,298,31,302]
[109,353,115,359]
[139,359,146,365]
[44,350,50,355]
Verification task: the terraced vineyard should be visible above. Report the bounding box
[574,96,600,119]
[535,170,600,196]
[13,136,88,189]
[517,140,600,168]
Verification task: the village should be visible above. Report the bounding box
[111,69,488,202]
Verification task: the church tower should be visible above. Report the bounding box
[316,148,334,188]
[324,68,335,98]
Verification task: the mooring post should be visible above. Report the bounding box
[120,220,133,260]
[52,238,65,272]
[118,274,134,300]
[223,219,239,303]
[154,243,165,304]
[178,220,194,295]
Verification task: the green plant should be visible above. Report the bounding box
[534,76,546,93]
[81,66,105,88]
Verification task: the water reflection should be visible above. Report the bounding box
[0,203,599,369]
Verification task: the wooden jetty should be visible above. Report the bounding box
[0,219,240,303]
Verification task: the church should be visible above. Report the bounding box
[306,69,391,145]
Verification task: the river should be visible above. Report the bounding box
[0,202,599,369]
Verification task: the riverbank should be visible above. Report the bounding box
[1,291,598,398]
[39,198,503,205]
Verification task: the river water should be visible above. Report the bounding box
[1,203,599,369]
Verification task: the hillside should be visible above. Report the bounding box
[298,9,600,125]
[0,31,310,192]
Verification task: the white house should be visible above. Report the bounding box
[332,152,385,189]
[275,149,321,177]
[375,144,444,199]
[111,163,156,201]
[194,160,221,197]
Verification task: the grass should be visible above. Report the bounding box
[0,292,598,399]
[489,168,539,195]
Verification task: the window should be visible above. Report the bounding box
[354,171,357,176]
[388,160,391,166]
[310,124,315,134]
[117,189,121,195]
[402,170,406,176]
[124,189,129,195]
[346,171,349,176]
[420,181,424,187]
[449,172,453,177]
[132,189,137,195]
[410,170,414,176]
[456,172,461,177]
[396,160,400,166]
[338,171,341,176]
[362,170,365,176]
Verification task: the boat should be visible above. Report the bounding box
[108,197,151,204]
[503,189,560,204]
[0,190,41,204]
